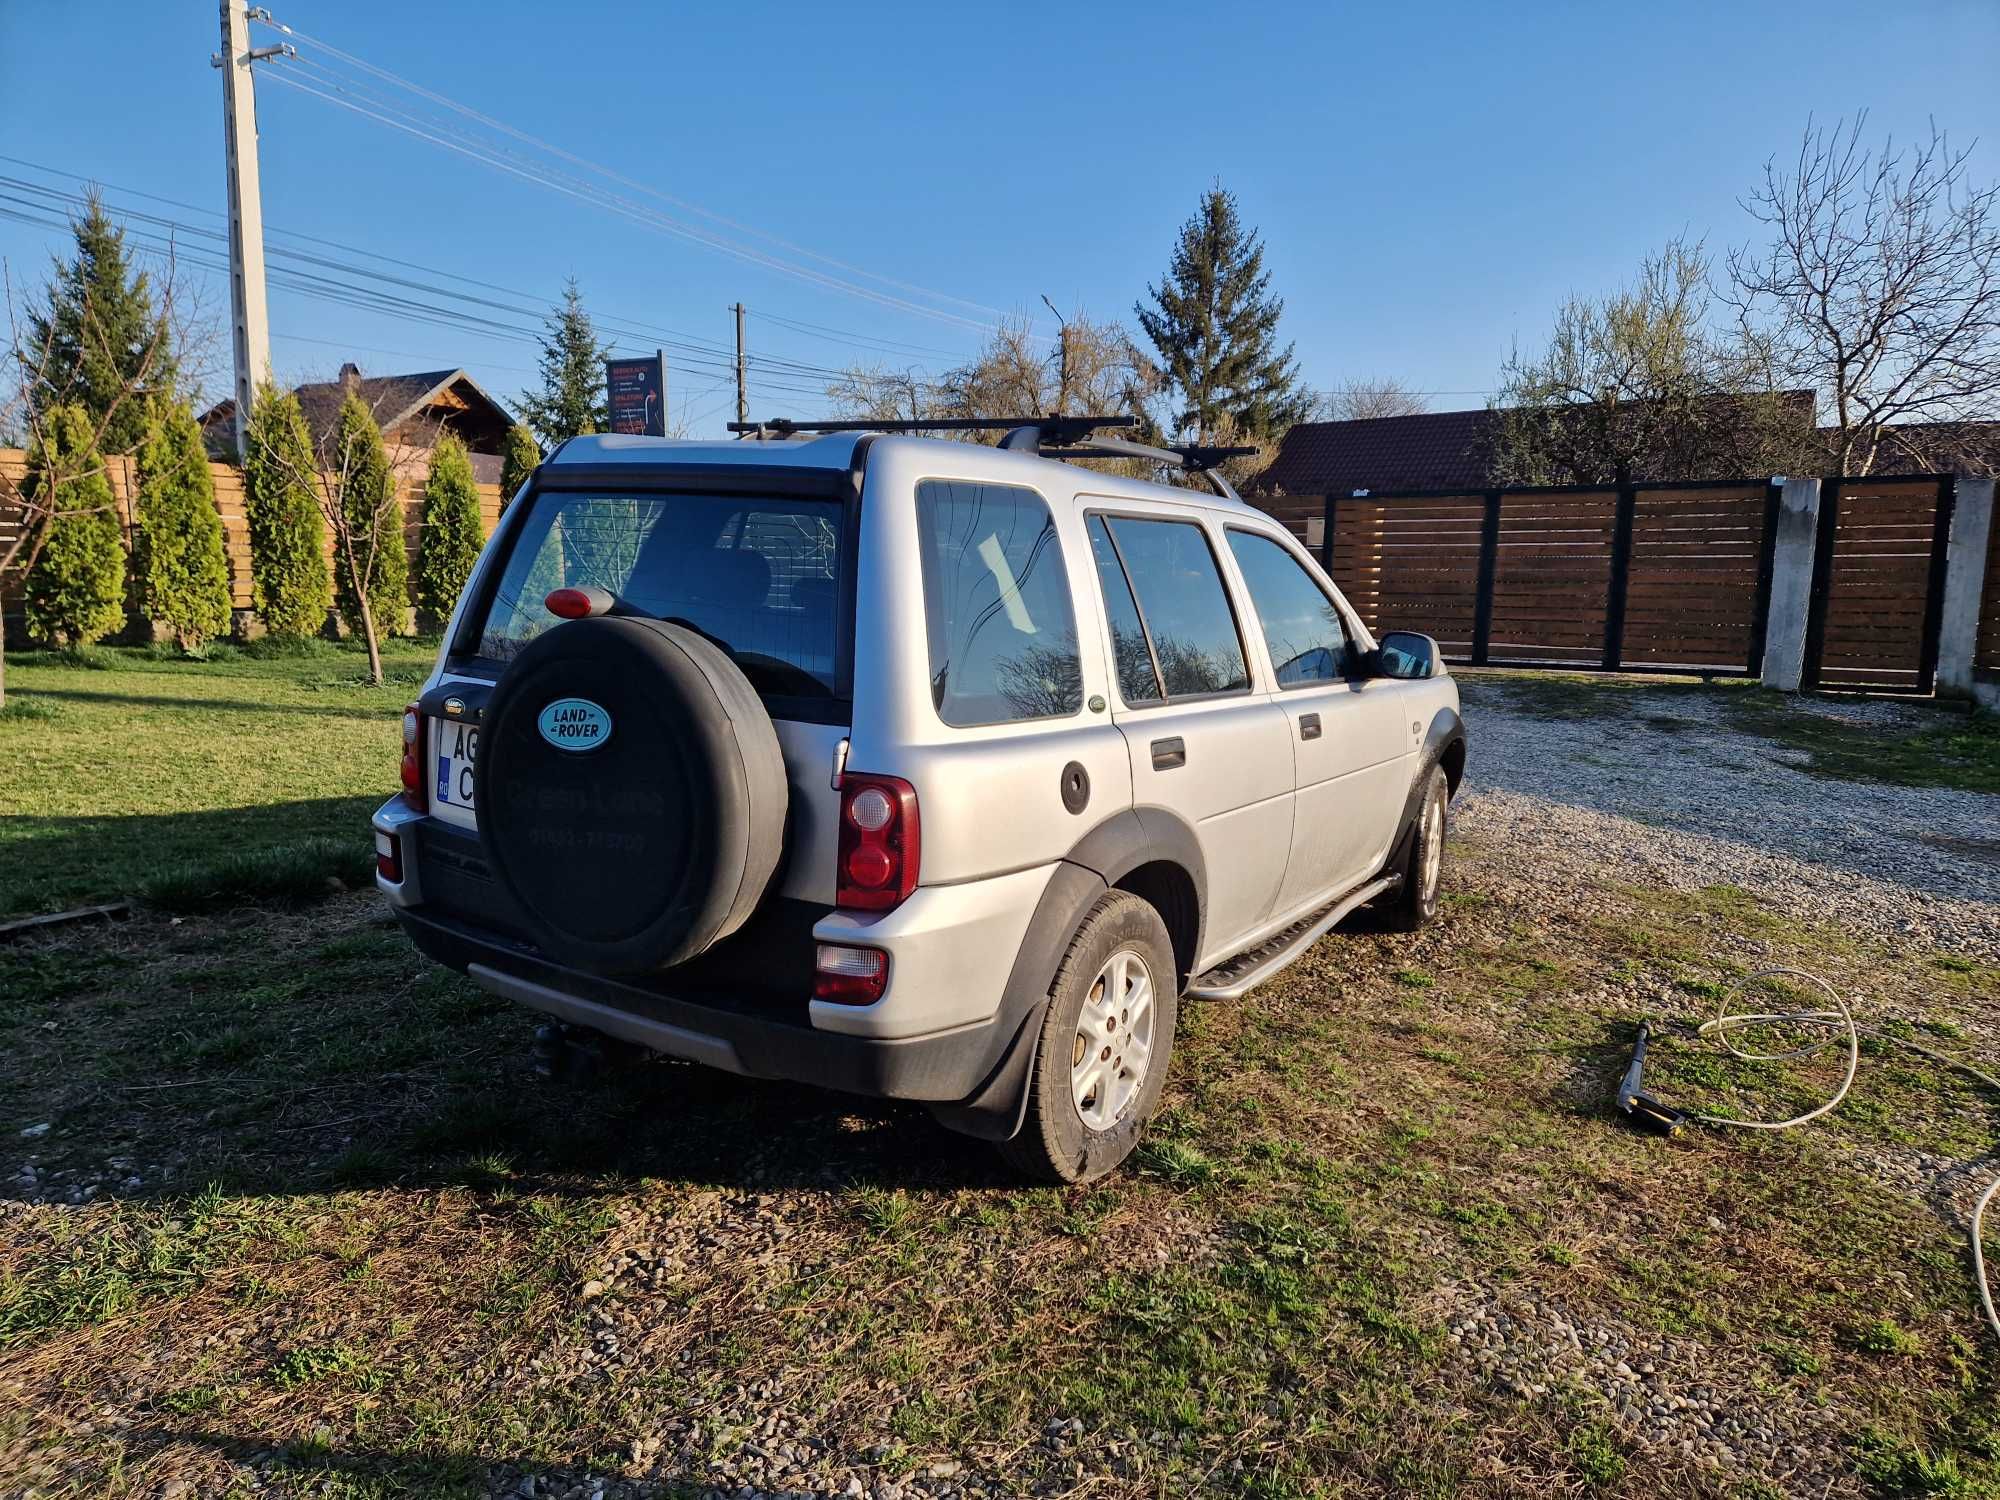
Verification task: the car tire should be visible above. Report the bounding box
[999,890,1179,1184]
[1383,765,1449,931]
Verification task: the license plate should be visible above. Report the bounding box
[432,718,478,828]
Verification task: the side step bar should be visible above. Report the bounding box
[1185,873,1401,1002]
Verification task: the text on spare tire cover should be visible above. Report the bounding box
[536,697,613,751]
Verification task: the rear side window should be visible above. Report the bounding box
[475,490,843,699]
[1095,516,1249,699]
[1086,517,1163,703]
[1225,529,1354,685]
[915,480,1081,726]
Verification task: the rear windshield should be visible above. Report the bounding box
[474,490,844,699]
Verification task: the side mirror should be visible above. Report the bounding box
[1372,630,1439,680]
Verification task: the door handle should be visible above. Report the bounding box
[1150,736,1186,771]
[1299,713,1321,741]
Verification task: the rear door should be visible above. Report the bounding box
[1084,509,1294,962]
[1222,527,1412,906]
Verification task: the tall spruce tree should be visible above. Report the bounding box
[416,431,484,624]
[22,404,128,647]
[329,392,409,642]
[241,385,332,639]
[133,399,232,651]
[499,422,540,512]
[516,280,608,447]
[1135,185,1309,444]
[25,193,177,455]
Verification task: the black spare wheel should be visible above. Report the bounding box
[475,616,788,974]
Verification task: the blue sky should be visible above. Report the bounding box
[2,1,1995,436]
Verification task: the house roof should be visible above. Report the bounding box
[291,366,513,448]
[1852,421,2000,478]
[200,365,515,454]
[1252,408,1500,496]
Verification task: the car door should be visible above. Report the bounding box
[1222,526,1414,910]
[1084,509,1295,963]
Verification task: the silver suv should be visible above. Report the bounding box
[374,420,1465,1181]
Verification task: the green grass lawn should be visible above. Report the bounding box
[0,639,433,917]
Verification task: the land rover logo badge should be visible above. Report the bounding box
[537,697,612,751]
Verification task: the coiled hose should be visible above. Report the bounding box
[1690,966,2000,1344]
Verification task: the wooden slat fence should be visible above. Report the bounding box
[1486,488,1618,665]
[1296,480,1786,676]
[1802,477,1954,694]
[1622,483,1777,672]
[0,447,503,625]
[1277,475,1962,690]
[1327,494,1486,658]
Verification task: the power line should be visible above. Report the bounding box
[258,15,1025,329]
[253,51,1039,341]
[0,169,876,394]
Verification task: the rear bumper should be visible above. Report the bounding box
[393,903,1029,1107]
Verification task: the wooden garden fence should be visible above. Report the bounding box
[1261,475,1973,696]
[0,447,503,622]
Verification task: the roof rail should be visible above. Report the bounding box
[725,415,1135,447]
[1042,436,1260,502]
[724,415,1254,500]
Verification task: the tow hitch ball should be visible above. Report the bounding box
[1616,1021,1689,1136]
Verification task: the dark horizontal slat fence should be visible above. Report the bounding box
[1261,474,1950,690]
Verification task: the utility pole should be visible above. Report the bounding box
[214,4,285,460]
[1040,294,1070,415]
[733,302,748,427]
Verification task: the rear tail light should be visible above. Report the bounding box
[376,830,403,883]
[400,704,427,812]
[836,773,918,911]
[814,943,888,1004]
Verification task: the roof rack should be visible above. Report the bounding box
[726,415,1135,448]
[725,416,1256,501]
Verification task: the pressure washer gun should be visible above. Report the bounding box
[1616,1021,1689,1136]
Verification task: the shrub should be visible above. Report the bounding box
[499,422,539,513]
[242,385,332,639]
[330,392,409,639]
[132,399,232,651]
[415,432,484,623]
[22,404,128,647]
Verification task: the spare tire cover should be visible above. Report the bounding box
[475,616,788,974]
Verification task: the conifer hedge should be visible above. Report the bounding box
[22,404,128,647]
[133,399,232,651]
[241,385,332,639]
[416,432,484,625]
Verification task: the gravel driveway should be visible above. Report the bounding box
[1456,677,2000,959]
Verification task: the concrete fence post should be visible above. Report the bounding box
[1760,477,1822,693]
[1936,477,1994,702]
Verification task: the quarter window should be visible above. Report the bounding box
[1225,529,1354,686]
[915,480,1081,726]
[1094,516,1249,699]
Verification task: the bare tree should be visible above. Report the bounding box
[826,312,1159,435]
[1728,115,2000,476]
[823,364,946,429]
[1317,378,1431,421]
[1495,238,1812,485]
[1,254,195,708]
